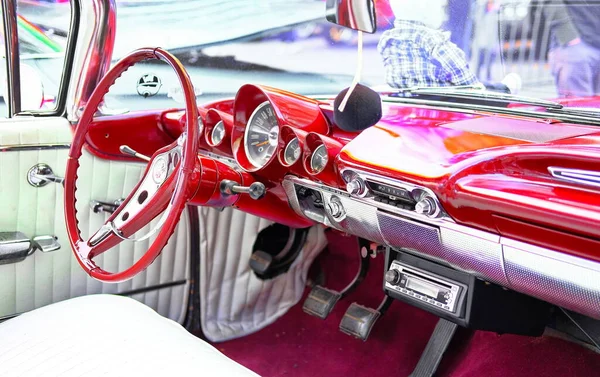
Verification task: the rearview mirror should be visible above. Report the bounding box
[325,0,377,33]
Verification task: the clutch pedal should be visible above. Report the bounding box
[303,238,371,319]
[339,296,393,341]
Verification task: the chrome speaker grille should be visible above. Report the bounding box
[377,211,508,286]
[504,244,600,319]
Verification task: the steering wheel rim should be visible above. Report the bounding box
[64,48,199,283]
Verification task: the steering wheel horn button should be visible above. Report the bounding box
[152,157,169,184]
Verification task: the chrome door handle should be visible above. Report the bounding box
[27,163,64,187]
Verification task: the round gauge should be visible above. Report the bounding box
[211,120,225,145]
[283,137,301,166]
[310,144,328,173]
[244,101,279,168]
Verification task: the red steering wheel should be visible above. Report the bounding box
[64,48,199,283]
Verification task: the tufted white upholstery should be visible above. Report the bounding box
[0,294,259,377]
[198,207,327,341]
[0,117,190,322]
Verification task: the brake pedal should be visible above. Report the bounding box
[339,296,393,341]
[302,285,342,319]
[302,238,372,319]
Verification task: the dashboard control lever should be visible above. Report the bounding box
[119,145,151,162]
[220,180,266,200]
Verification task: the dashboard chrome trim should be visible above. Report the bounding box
[548,166,600,188]
[340,168,453,222]
[283,175,600,319]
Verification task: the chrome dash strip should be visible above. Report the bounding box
[548,167,600,188]
[0,144,71,152]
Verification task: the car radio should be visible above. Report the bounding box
[385,260,466,315]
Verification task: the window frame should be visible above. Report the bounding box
[1,0,80,118]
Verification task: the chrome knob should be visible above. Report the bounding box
[415,197,436,216]
[326,196,345,219]
[385,269,401,285]
[346,178,365,196]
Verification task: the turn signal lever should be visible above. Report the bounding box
[220,180,266,200]
[119,145,151,162]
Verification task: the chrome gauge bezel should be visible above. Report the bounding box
[210,120,225,146]
[243,101,279,169]
[310,144,328,174]
[283,137,301,166]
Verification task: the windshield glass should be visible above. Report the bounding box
[18,0,600,112]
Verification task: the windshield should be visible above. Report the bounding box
[17,0,600,112]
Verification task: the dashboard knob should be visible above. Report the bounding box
[385,269,401,285]
[346,178,365,196]
[326,196,345,219]
[415,197,437,216]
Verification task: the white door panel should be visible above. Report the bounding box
[0,117,190,323]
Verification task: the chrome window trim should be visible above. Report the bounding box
[283,175,600,319]
[0,143,71,152]
[2,0,82,117]
[1,0,21,116]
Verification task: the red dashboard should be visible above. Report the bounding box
[86,85,600,260]
[82,84,600,318]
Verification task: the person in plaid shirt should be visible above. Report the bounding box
[378,0,481,89]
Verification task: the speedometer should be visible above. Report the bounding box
[310,144,328,173]
[244,101,279,168]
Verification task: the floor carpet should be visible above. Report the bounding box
[214,232,600,376]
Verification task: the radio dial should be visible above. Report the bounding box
[385,269,401,285]
[346,178,365,196]
[415,197,437,216]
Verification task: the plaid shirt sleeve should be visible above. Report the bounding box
[378,21,480,88]
[430,42,479,86]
